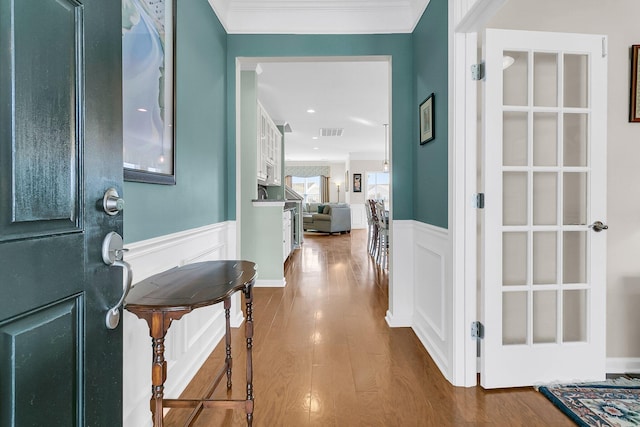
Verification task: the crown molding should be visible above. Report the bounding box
[209,0,431,34]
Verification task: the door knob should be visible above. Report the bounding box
[589,221,609,232]
[103,188,124,216]
[101,231,133,329]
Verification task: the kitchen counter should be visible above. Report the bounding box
[251,199,285,207]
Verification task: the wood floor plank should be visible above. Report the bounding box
[161,230,574,426]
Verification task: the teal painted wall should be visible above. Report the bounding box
[123,5,450,242]
[123,0,228,243]
[226,34,414,221]
[413,0,449,228]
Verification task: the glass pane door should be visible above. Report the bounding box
[482,29,607,388]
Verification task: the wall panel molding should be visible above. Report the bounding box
[411,221,450,380]
[350,203,367,229]
[391,220,453,381]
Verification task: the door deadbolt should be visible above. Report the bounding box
[103,188,124,216]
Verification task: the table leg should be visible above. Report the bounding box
[244,285,254,426]
[149,312,169,427]
[224,297,232,390]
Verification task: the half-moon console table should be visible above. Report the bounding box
[125,260,257,427]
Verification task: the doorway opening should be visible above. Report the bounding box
[235,55,394,303]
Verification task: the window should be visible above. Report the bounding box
[291,176,321,204]
[366,172,389,202]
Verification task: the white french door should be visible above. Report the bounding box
[481,29,607,388]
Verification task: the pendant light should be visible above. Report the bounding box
[382,123,390,172]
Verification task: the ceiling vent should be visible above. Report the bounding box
[319,128,344,137]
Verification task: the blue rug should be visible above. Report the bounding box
[538,378,640,426]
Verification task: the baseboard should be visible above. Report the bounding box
[231,310,245,328]
[412,317,450,381]
[255,278,286,287]
[607,358,640,374]
[385,309,412,327]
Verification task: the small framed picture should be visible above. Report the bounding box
[419,93,435,144]
[353,173,362,193]
[630,45,640,122]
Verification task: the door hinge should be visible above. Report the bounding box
[602,37,607,58]
[471,62,485,81]
[471,321,484,340]
[474,193,485,209]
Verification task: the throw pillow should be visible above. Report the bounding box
[323,205,331,214]
[317,204,325,213]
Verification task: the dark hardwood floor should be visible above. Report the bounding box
[164,230,573,426]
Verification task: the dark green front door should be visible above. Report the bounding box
[0,0,123,425]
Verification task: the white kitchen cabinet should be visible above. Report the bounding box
[283,209,292,262]
[257,101,282,186]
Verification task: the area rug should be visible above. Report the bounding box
[538,378,640,426]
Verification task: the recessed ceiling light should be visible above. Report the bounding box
[312,136,318,140]
[137,108,148,112]
[313,147,319,150]
[306,109,316,113]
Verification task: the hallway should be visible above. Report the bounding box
[164,230,572,426]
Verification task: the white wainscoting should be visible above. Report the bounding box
[350,203,367,229]
[122,222,239,427]
[411,222,451,380]
[387,220,415,327]
[389,220,452,383]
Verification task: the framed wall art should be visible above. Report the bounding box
[353,173,362,193]
[345,170,349,192]
[122,0,176,184]
[630,45,640,123]
[420,93,435,144]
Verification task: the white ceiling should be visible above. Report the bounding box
[209,0,430,34]
[255,59,390,162]
[216,0,429,162]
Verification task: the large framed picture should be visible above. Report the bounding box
[630,45,640,123]
[419,93,435,144]
[122,0,176,184]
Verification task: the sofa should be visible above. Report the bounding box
[303,203,351,234]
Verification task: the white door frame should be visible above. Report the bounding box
[450,0,509,387]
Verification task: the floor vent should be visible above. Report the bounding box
[319,128,344,137]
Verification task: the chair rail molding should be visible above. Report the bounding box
[122,221,239,427]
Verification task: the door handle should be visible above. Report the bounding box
[102,231,133,329]
[589,221,609,232]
